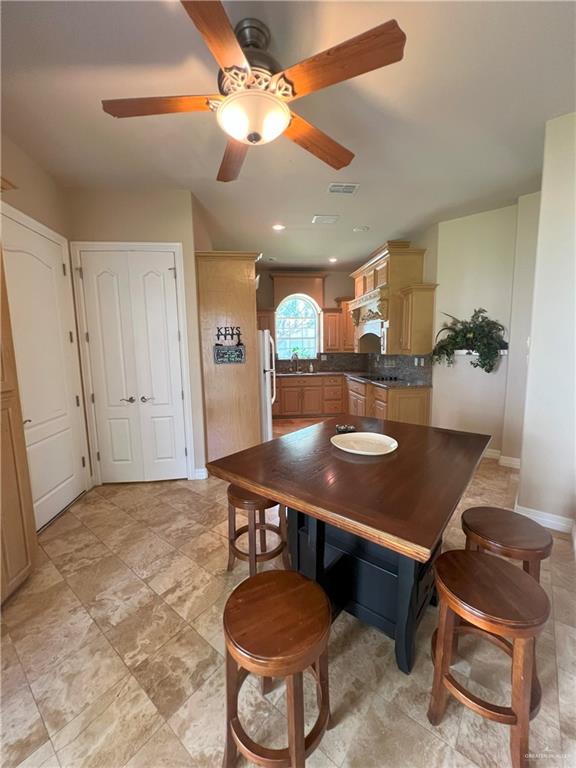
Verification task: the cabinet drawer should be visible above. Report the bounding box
[323,385,342,400]
[346,378,367,395]
[280,376,322,387]
[323,375,342,387]
[370,385,388,403]
[324,400,343,414]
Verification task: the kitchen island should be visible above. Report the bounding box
[207,416,489,673]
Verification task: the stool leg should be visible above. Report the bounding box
[523,559,541,582]
[510,637,534,768]
[247,509,257,577]
[258,508,267,554]
[315,650,333,730]
[427,600,456,726]
[227,504,236,572]
[279,505,292,570]
[286,672,305,768]
[223,649,239,768]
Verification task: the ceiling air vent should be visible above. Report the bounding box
[328,183,359,195]
[312,214,339,225]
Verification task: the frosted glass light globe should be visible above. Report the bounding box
[216,90,291,145]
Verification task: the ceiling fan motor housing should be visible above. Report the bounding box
[217,18,282,96]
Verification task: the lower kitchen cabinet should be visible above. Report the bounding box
[275,375,344,417]
[346,378,431,426]
[387,387,431,425]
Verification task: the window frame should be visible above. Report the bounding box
[275,293,322,360]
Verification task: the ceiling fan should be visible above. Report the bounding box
[102,1,406,182]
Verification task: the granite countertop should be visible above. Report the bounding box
[344,374,432,390]
[276,370,367,378]
[276,371,431,389]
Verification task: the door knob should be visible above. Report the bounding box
[140,396,155,403]
[23,419,32,425]
[120,396,136,403]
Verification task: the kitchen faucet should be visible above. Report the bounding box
[290,352,300,372]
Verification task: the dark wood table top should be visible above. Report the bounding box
[207,417,490,562]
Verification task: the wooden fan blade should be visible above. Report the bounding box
[280,19,406,101]
[181,1,250,73]
[284,112,354,170]
[102,95,221,118]
[217,140,248,182]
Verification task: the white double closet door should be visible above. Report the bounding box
[80,248,187,483]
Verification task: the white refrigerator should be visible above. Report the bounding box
[258,329,276,441]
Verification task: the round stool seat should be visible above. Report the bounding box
[227,484,275,511]
[435,550,550,632]
[462,507,553,560]
[224,571,331,676]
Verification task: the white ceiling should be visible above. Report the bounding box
[2,1,574,267]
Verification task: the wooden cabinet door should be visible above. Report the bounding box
[374,400,388,420]
[302,386,323,415]
[356,394,366,417]
[400,290,413,354]
[388,389,430,425]
[340,302,355,352]
[1,257,36,603]
[323,311,341,352]
[280,387,302,416]
[257,310,275,338]
[347,391,356,416]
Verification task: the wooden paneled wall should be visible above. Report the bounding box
[196,252,261,462]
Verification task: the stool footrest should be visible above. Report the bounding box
[230,522,285,564]
[443,673,516,725]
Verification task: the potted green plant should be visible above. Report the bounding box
[432,308,508,373]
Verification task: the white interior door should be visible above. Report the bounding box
[2,209,88,529]
[129,253,187,480]
[81,252,144,482]
[80,248,187,482]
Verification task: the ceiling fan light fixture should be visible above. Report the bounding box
[216,90,290,145]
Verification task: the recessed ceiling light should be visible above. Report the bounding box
[329,258,338,263]
[353,225,370,232]
[272,224,286,231]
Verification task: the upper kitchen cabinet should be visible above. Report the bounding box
[348,240,436,355]
[257,309,275,338]
[322,309,341,352]
[339,299,356,352]
[399,284,437,355]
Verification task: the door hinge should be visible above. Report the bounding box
[177,330,181,342]
[184,447,188,457]
[96,451,101,461]
[181,390,184,400]
[76,266,84,279]
[169,266,176,279]
[91,393,95,404]
[69,330,74,343]
[62,263,67,276]
[75,395,80,407]
[81,456,86,468]
[85,332,90,343]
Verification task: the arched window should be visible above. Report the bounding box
[275,294,321,360]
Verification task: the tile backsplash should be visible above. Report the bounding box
[369,354,433,385]
[275,352,432,385]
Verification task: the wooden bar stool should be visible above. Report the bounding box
[428,551,550,768]
[227,484,290,576]
[462,506,553,582]
[223,571,332,768]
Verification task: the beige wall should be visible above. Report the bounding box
[427,205,518,452]
[1,135,69,236]
[518,113,575,526]
[501,192,540,461]
[256,269,355,309]
[67,188,206,470]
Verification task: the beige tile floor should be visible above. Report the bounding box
[2,459,574,768]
